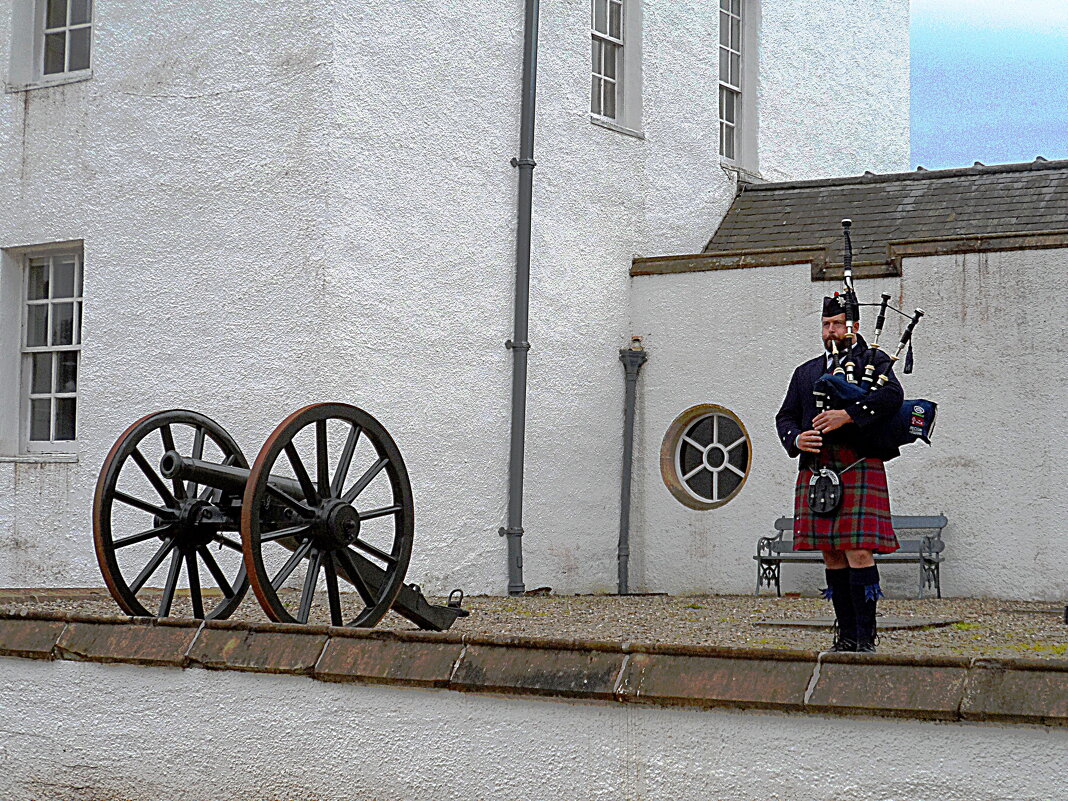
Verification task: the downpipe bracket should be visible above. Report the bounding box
[510,157,537,168]
[499,526,524,538]
[505,340,531,351]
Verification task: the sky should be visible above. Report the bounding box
[910,0,1068,169]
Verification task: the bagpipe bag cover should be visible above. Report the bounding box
[815,374,937,447]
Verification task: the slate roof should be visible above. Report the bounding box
[704,158,1068,267]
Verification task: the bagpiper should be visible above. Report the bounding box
[774,221,935,652]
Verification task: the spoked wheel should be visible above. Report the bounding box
[93,410,250,620]
[242,403,414,627]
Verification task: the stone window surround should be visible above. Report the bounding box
[5,0,94,93]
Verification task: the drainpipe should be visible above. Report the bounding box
[500,0,541,596]
[617,337,648,595]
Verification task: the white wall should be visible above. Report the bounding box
[758,0,911,181]
[0,1,910,594]
[628,248,1068,600]
[2,657,1064,801]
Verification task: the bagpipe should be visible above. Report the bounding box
[814,220,937,450]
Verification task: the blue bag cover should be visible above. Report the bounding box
[814,374,937,447]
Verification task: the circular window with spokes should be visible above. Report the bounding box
[660,404,751,510]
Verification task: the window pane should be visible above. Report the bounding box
[603,79,616,118]
[75,301,82,344]
[28,261,49,299]
[731,17,741,50]
[720,12,730,47]
[52,302,74,345]
[723,125,736,159]
[720,0,730,10]
[53,259,76,298]
[32,353,53,394]
[44,32,66,74]
[47,0,67,29]
[30,399,51,441]
[593,0,607,33]
[27,304,49,346]
[724,89,737,123]
[731,0,741,15]
[592,39,601,73]
[591,75,602,115]
[57,351,78,393]
[604,42,617,79]
[609,1,621,39]
[69,27,91,71]
[730,53,740,86]
[718,468,741,498]
[719,49,729,82]
[70,0,91,25]
[55,398,77,441]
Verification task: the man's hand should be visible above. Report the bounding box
[796,430,823,453]
[812,408,853,433]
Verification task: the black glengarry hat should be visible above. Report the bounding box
[822,295,846,317]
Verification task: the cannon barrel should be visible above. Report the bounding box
[159,450,305,500]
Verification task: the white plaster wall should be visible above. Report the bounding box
[758,0,911,182]
[2,657,1065,801]
[0,1,910,594]
[628,248,1068,600]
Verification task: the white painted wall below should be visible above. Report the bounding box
[2,657,1065,801]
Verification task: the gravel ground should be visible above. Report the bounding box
[3,590,1066,660]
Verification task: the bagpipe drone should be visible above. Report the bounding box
[814,220,937,450]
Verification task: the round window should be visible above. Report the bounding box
[660,404,751,510]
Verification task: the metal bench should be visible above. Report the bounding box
[755,514,948,598]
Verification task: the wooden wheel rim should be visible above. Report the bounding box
[92,409,250,620]
[241,403,415,627]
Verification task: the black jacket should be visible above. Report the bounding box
[775,336,905,464]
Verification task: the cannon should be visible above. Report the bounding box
[92,403,466,630]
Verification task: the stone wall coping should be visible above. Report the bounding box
[2,611,1065,726]
[631,228,1068,281]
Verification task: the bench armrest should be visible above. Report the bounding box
[757,531,784,557]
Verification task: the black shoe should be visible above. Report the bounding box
[856,641,877,653]
[828,621,857,652]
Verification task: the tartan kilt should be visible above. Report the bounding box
[792,440,899,553]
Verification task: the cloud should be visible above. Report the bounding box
[912,0,1068,33]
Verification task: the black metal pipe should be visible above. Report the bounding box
[617,340,648,595]
[159,451,304,500]
[500,0,541,596]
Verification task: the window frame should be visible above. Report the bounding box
[18,249,84,455]
[38,0,95,78]
[718,0,743,163]
[589,0,644,137]
[5,0,94,92]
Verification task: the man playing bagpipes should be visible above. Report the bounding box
[774,221,936,653]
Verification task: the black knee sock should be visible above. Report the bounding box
[824,568,855,642]
[849,565,882,645]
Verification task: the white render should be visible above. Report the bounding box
[2,657,1065,801]
[0,1,911,594]
[629,248,1068,601]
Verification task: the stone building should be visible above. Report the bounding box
[24,0,1046,601]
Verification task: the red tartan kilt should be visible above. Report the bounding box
[792,441,899,553]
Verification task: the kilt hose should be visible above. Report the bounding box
[792,440,899,553]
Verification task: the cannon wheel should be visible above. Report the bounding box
[241,403,415,627]
[93,410,251,620]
